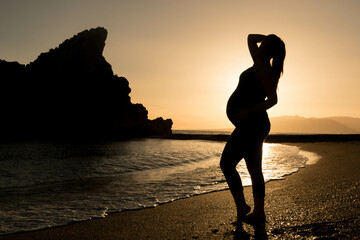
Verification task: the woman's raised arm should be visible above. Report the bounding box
[248,34,266,63]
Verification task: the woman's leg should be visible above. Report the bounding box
[220,129,250,221]
[244,139,266,220]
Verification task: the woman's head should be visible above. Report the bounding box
[260,34,286,80]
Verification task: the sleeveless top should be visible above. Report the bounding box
[226,67,266,119]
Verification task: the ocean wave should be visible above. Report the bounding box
[0,139,315,235]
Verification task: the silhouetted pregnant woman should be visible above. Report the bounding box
[220,34,286,223]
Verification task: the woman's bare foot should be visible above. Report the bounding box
[237,204,251,222]
[243,211,266,224]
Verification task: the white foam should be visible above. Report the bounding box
[299,150,321,165]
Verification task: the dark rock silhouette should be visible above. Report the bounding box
[0,27,172,140]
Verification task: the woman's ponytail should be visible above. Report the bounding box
[267,34,286,82]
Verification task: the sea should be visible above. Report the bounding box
[0,130,318,235]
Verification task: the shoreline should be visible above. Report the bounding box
[0,141,309,237]
[0,144,312,237]
[167,133,360,142]
[1,141,360,239]
[2,133,360,144]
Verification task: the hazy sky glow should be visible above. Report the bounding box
[1,0,360,129]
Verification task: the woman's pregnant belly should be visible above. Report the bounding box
[226,90,246,120]
[226,90,268,130]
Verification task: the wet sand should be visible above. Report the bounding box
[1,142,360,239]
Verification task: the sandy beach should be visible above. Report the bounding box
[1,141,360,239]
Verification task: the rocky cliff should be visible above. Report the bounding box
[0,27,172,140]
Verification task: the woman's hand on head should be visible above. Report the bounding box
[248,34,267,64]
[248,34,266,43]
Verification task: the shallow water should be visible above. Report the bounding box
[0,138,315,234]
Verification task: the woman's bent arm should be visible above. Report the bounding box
[248,34,266,62]
[252,68,278,112]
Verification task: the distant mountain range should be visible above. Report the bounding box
[212,116,360,134]
[269,116,360,134]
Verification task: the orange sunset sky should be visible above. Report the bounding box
[1,0,359,129]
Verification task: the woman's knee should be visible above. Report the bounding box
[220,156,235,173]
[219,157,228,172]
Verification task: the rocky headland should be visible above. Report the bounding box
[0,27,172,140]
